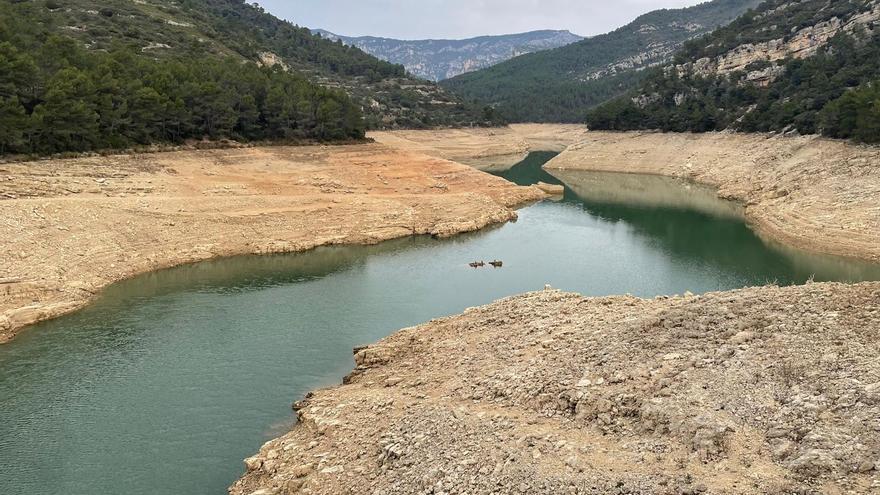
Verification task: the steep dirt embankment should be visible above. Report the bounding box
[545,132,880,262]
[0,143,543,343]
[231,284,880,495]
[370,124,588,171]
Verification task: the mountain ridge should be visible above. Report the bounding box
[5,0,495,132]
[586,0,880,143]
[312,29,583,81]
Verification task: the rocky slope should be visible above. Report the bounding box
[586,0,880,140]
[231,283,880,494]
[313,29,583,81]
[440,0,762,122]
[545,131,880,262]
[0,142,543,343]
[684,1,880,78]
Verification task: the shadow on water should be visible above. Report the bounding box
[2,151,879,495]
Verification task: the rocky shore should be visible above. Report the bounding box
[0,142,543,343]
[231,284,880,494]
[4,126,880,493]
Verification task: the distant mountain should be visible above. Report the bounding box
[313,29,583,81]
[440,0,762,122]
[586,0,880,143]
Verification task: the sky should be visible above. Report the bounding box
[258,0,707,40]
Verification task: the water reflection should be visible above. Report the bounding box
[497,153,880,284]
[104,236,436,300]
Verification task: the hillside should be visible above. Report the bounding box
[586,0,880,143]
[312,29,583,81]
[0,1,370,156]
[0,0,493,158]
[440,0,762,122]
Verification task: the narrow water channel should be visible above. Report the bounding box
[2,152,878,494]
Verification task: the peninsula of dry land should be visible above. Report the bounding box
[0,141,543,343]
[232,284,880,495]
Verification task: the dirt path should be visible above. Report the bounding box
[0,143,543,343]
[231,284,880,495]
[544,131,880,262]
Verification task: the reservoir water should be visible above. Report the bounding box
[2,152,879,494]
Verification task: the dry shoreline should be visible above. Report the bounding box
[229,129,880,495]
[370,123,589,170]
[544,131,880,262]
[4,126,880,492]
[231,284,880,494]
[0,141,544,343]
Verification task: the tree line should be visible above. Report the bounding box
[0,4,366,156]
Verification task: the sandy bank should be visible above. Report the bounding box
[0,143,543,343]
[231,283,880,494]
[370,124,588,171]
[545,132,880,262]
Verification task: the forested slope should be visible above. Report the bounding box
[440,0,761,122]
[0,0,492,156]
[586,0,880,143]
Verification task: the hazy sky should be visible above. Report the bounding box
[258,0,706,40]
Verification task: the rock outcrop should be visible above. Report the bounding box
[674,1,880,85]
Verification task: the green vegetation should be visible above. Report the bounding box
[586,0,880,143]
[38,0,408,83]
[0,0,494,156]
[440,0,760,122]
[0,2,362,155]
[821,82,880,143]
[671,0,867,62]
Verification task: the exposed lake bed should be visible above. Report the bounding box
[3,147,880,494]
[2,128,880,494]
